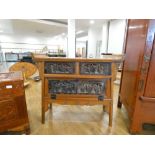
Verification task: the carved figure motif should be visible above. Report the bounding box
[49,80,105,95]
[80,62,111,75]
[45,62,75,74]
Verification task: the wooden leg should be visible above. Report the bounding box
[117,96,122,108]
[42,106,45,124]
[130,114,142,134]
[130,122,142,134]
[25,127,30,135]
[109,101,113,127]
[49,103,52,110]
[103,105,106,112]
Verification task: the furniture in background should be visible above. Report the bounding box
[118,19,155,133]
[0,71,30,134]
[5,52,32,62]
[33,54,121,127]
[9,62,37,87]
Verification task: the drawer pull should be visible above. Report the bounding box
[140,96,155,102]
[6,85,13,89]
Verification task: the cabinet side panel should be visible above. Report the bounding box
[144,37,155,97]
[120,19,149,117]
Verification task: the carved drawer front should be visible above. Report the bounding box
[49,80,77,94]
[45,62,75,74]
[80,62,111,75]
[77,80,105,95]
[48,80,106,95]
[0,99,18,124]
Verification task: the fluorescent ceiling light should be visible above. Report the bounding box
[76,30,84,34]
[90,20,95,24]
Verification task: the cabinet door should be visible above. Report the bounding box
[120,19,149,116]
[144,36,155,97]
[0,95,29,132]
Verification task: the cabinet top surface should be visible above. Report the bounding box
[0,71,23,82]
[33,54,123,62]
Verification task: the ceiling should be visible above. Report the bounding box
[0,19,109,41]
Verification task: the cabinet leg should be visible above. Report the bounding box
[25,127,30,135]
[42,107,45,124]
[49,103,52,110]
[103,105,106,112]
[109,102,113,127]
[130,124,142,134]
[130,116,142,134]
[117,96,122,108]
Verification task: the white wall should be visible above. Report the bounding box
[108,19,126,54]
[87,27,102,58]
[87,20,126,58]
[101,22,108,53]
[76,41,86,49]
[67,19,75,58]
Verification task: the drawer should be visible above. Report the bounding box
[48,79,106,95]
[80,62,111,75]
[45,62,75,74]
[0,81,24,97]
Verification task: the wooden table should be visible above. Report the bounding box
[33,54,122,127]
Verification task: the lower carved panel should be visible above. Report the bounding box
[48,80,105,95]
[77,80,105,94]
[49,80,77,94]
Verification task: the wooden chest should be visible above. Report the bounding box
[0,71,30,134]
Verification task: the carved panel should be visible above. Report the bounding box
[0,99,18,123]
[48,80,105,95]
[80,62,111,75]
[49,80,77,94]
[77,80,105,94]
[45,62,75,74]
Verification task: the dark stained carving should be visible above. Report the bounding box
[77,80,105,94]
[80,62,111,75]
[45,62,75,74]
[49,80,77,94]
[48,80,106,95]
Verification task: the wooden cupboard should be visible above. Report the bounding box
[33,55,121,127]
[118,19,155,133]
[0,71,30,134]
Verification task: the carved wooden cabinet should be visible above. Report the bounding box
[0,71,30,134]
[118,19,155,133]
[33,55,117,127]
